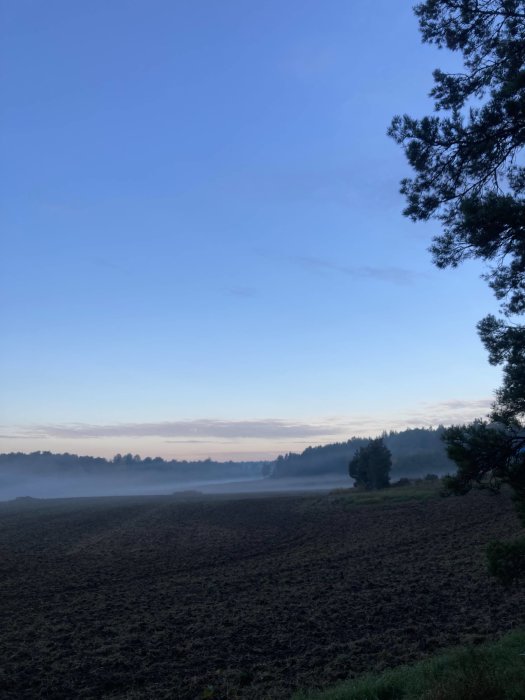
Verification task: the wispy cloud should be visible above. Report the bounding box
[276,252,422,286]
[0,400,493,457]
[164,439,238,444]
[89,256,129,273]
[423,399,492,412]
[410,398,493,426]
[17,419,344,441]
[224,285,258,298]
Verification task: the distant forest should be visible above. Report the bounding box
[0,427,454,491]
[0,452,264,486]
[270,427,454,480]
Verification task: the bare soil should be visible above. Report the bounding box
[0,489,523,699]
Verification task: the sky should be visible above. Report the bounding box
[0,0,502,460]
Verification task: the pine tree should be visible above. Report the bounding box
[349,438,392,490]
[390,0,525,581]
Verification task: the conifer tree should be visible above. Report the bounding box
[390,0,525,581]
[349,438,392,490]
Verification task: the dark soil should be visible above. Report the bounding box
[0,490,523,699]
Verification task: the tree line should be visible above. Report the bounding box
[0,451,264,483]
[270,427,454,479]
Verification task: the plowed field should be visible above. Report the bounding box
[0,489,523,699]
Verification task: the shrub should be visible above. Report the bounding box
[391,478,412,488]
[487,538,525,586]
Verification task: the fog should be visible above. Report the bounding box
[0,473,352,503]
[0,425,455,502]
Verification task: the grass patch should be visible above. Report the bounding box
[293,629,525,700]
[329,481,443,508]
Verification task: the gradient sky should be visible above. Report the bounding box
[1,0,501,460]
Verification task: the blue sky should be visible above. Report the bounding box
[1,0,500,459]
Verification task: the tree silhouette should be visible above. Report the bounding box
[390,0,525,581]
[349,438,392,490]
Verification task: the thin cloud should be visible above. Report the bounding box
[291,254,422,285]
[374,399,493,433]
[411,398,493,426]
[89,256,129,274]
[22,419,345,441]
[256,249,422,286]
[0,432,49,440]
[422,399,493,412]
[296,399,494,439]
[164,439,238,444]
[224,285,258,298]
[1,400,493,454]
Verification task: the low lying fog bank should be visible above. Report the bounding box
[1,428,454,502]
[195,475,352,495]
[0,474,352,502]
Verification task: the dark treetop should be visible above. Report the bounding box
[390,0,525,582]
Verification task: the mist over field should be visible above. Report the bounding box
[0,474,359,502]
[0,455,263,502]
[0,426,454,501]
[0,458,348,502]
